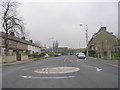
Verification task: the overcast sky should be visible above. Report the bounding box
[16,0,118,48]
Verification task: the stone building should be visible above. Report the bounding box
[88,27,119,59]
[0,32,41,63]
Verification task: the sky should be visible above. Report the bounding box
[3,0,119,48]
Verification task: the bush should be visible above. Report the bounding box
[111,52,120,60]
[88,50,95,57]
[33,54,41,58]
[40,53,46,57]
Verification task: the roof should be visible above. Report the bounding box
[0,32,40,48]
[88,27,117,45]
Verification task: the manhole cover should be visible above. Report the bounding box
[34,67,80,74]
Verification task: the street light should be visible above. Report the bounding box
[80,24,89,56]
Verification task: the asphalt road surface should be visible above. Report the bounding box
[2,55,118,88]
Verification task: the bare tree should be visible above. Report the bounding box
[24,29,30,40]
[0,0,25,55]
[34,40,42,47]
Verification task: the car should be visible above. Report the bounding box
[75,53,79,56]
[44,53,49,58]
[77,53,86,60]
[58,53,62,56]
[54,53,62,57]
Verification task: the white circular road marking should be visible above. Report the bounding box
[20,75,75,79]
[34,67,80,74]
[20,67,80,79]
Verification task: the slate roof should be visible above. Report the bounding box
[0,32,41,48]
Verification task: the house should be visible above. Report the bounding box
[28,40,41,58]
[0,31,41,63]
[87,27,118,59]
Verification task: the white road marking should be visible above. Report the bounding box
[45,68,49,74]
[96,68,102,72]
[34,67,80,74]
[82,65,102,72]
[42,68,45,71]
[64,57,68,62]
[20,75,75,79]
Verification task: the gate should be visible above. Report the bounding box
[16,50,21,61]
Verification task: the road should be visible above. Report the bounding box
[2,55,118,88]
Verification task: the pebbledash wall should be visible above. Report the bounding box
[0,32,41,63]
[88,27,119,60]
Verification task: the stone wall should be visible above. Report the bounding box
[1,54,29,64]
[21,54,28,61]
[2,55,16,63]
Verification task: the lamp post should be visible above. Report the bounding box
[80,24,89,56]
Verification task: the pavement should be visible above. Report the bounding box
[89,57,119,67]
[2,55,118,88]
[1,57,51,66]
[1,59,34,66]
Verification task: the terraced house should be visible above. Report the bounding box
[88,27,119,60]
[0,31,41,63]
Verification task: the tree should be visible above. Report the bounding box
[34,40,42,47]
[0,0,25,55]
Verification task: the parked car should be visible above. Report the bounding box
[44,53,49,58]
[70,53,74,55]
[75,53,79,56]
[77,53,86,60]
[54,53,62,57]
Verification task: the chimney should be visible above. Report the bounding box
[110,32,113,35]
[21,37,25,40]
[10,31,15,36]
[99,27,106,32]
[101,27,106,31]
[29,40,33,43]
[93,33,97,37]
